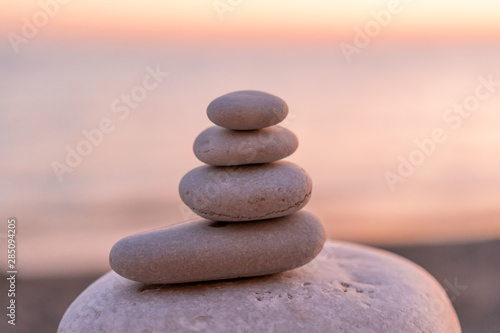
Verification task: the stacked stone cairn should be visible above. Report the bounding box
[59,91,461,333]
[109,90,326,284]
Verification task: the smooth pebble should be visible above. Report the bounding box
[109,211,326,284]
[193,125,298,166]
[179,161,312,221]
[207,90,288,130]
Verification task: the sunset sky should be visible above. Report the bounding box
[3,0,500,43]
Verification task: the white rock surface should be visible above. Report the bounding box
[59,241,461,333]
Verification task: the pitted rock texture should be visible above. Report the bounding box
[59,241,461,333]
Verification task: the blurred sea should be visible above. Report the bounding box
[1,40,500,277]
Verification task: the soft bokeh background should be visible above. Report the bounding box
[1,0,499,332]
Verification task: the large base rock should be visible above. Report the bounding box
[58,241,461,332]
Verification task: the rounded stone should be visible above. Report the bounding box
[207,90,288,130]
[193,125,299,166]
[59,241,461,333]
[178,161,312,221]
[109,211,326,284]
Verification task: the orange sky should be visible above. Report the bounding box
[2,0,500,43]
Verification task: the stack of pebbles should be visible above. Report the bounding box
[59,90,461,333]
[109,90,326,284]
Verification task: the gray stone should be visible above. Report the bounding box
[109,211,326,284]
[207,90,288,130]
[193,125,298,166]
[59,241,461,333]
[179,161,312,221]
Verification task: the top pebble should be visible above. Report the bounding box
[207,90,288,130]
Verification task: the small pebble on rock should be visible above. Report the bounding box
[193,125,298,166]
[109,211,326,284]
[179,161,312,221]
[207,90,288,130]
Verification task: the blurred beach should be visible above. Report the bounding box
[2,41,500,277]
